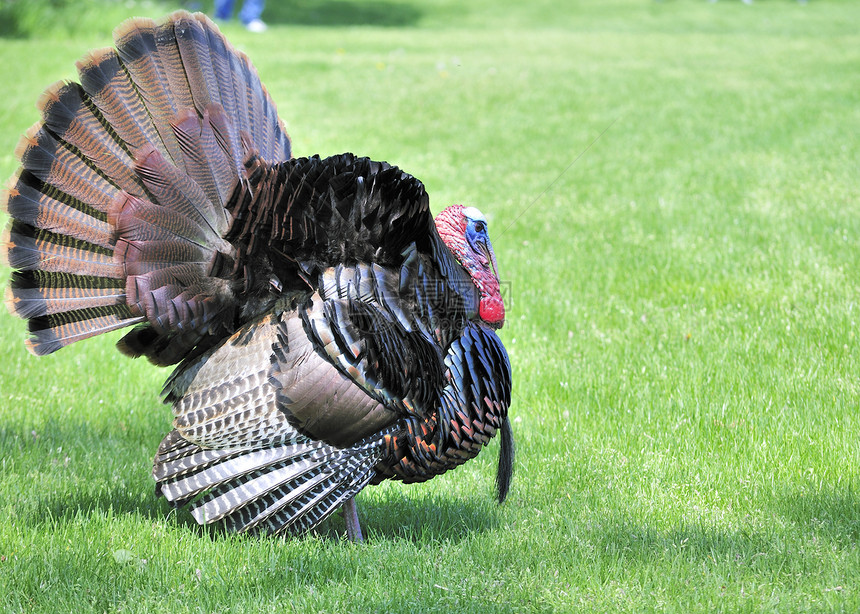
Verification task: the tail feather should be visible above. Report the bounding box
[3,205,140,352]
[225,51,255,167]
[131,143,230,238]
[36,82,144,197]
[76,48,167,162]
[14,127,117,213]
[239,61,266,159]
[7,271,125,318]
[150,18,196,116]
[171,106,237,212]
[173,14,222,115]
[204,103,242,174]
[23,309,144,356]
[3,11,290,363]
[6,181,114,250]
[237,55,283,163]
[114,18,188,169]
[109,191,222,258]
[5,220,120,277]
[200,22,244,171]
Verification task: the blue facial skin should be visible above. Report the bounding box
[462,208,497,279]
[462,206,489,260]
[465,218,489,256]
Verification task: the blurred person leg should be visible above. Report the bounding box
[239,0,267,31]
[214,0,235,20]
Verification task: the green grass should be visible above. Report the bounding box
[1,0,860,611]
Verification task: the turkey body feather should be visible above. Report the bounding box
[2,11,513,537]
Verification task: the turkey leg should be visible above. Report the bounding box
[343,497,364,542]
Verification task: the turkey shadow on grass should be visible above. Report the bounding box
[159,491,503,543]
[343,490,504,542]
[262,0,423,28]
[9,458,504,543]
[3,415,503,542]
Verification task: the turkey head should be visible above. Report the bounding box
[434,205,505,328]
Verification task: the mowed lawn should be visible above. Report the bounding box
[1,0,859,611]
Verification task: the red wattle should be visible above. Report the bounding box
[479,295,505,328]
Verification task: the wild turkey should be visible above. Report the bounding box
[2,11,513,539]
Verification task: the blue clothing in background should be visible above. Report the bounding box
[214,0,265,26]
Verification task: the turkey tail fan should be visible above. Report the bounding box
[495,415,514,504]
[112,12,290,168]
[2,11,291,364]
[153,429,388,535]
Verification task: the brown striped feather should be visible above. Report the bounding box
[199,19,236,119]
[225,54,254,164]
[6,183,113,250]
[199,24,243,168]
[14,126,117,213]
[114,18,187,170]
[131,144,230,237]
[6,227,120,278]
[238,59,266,156]
[25,310,145,355]
[159,16,198,106]
[172,14,220,115]
[36,82,144,197]
[76,48,169,163]
[8,281,125,318]
[111,190,218,252]
[171,106,234,210]
[203,106,243,198]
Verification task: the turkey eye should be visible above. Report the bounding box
[474,222,486,233]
